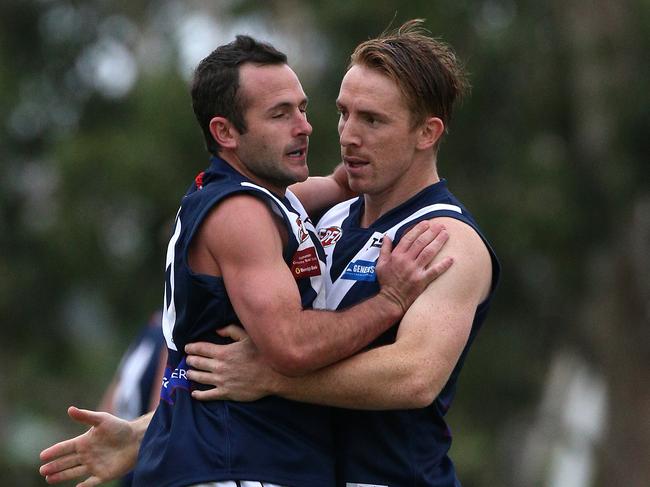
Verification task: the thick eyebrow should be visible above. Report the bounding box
[336,100,387,120]
[266,97,309,114]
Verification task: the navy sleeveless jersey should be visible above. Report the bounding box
[133,156,333,487]
[316,180,500,487]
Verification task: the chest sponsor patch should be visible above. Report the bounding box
[341,259,377,282]
[291,246,322,279]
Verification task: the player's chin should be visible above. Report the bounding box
[287,161,309,183]
[347,176,369,194]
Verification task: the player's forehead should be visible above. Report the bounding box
[239,63,307,111]
[336,64,406,112]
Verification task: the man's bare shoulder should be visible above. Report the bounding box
[192,193,286,274]
[424,216,492,303]
[203,192,279,227]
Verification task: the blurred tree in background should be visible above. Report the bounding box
[1,1,648,486]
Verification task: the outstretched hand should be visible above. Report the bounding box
[39,406,139,486]
[376,220,453,313]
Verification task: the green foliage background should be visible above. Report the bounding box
[1,1,648,486]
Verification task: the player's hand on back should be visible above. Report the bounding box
[186,325,281,402]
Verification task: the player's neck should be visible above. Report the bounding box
[220,152,288,197]
[361,165,439,227]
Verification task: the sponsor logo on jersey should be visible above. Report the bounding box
[291,246,322,279]
[341,259,377,281]
[160,357,191,404]
[319,226,342,247]
[370,235,383,248]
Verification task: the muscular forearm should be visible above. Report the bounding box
[186,335,428,409]
[224,211,448,377]
[271,341,439,410]
[189,218,482,410]
[273,288,478,409]
[264,222,448,376]
[269,291,404,376]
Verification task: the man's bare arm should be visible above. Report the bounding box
[38,198,451,485]
[197,194,452,376]
[187,218,492,409]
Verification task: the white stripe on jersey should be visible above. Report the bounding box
[319,201,462,310]
[162,209,182,351]
[239,182,313,245]
[240,182,303,229]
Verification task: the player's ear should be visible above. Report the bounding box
[416,116,445,150]
[209,116,239,150]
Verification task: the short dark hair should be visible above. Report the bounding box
[191,35,287,156]
[350,19,469,138]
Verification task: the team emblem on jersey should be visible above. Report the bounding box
[296,217,309,242]
[291,247,321,279]
[318,226,342,247]
[341,259,377,282]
